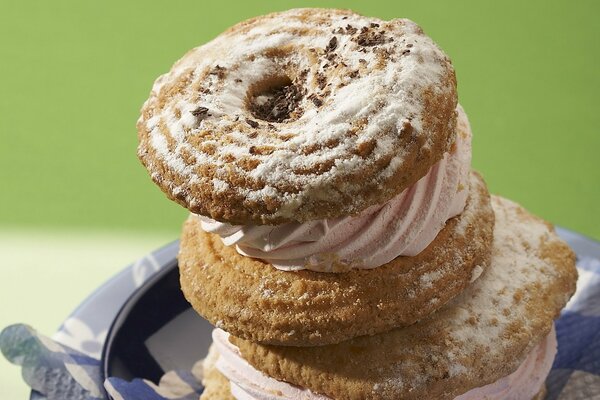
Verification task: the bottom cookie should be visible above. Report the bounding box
[200,338,552,400]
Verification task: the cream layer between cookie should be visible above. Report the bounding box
[199,106,471,272]
[212,326,557,400]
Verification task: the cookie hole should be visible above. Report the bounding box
[247,75,304,123]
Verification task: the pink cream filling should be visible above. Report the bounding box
[199,107,472,272]
[212,326,557,400]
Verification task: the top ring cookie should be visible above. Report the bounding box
[137,8,457,224]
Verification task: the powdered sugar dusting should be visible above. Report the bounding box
[441,196,562,383]
[364,196,571,396]
[420,269,446,289]
[231,196,576,399]
[138,9,456,223]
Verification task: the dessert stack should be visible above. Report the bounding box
[136,8,577,399]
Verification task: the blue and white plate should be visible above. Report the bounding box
[30,228,600,399]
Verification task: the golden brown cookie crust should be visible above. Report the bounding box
[179,171,494,346]
[230,196,577,400]
[137,8,457,224]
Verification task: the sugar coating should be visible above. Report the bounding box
[231,196,578,400]
[137,8,457,224]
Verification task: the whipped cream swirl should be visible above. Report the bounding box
[212,326,557,400]
[200,107,471,272]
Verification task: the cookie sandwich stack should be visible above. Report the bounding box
[136,9,577,400]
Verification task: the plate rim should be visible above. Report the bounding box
[29,240,180,400]
[100,257,180,396]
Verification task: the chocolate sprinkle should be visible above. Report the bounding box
[246,118,259,128]
[325,36,338,52]
[308,94,323,107]
[316,73,327,90]
[249,82,304,123]
[355,26,387,47]
[210,65,226,79]
[191,106,209,119]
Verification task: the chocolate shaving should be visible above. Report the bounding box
[316,73,327,90]
[308,94,323,107]
[246,118,259,128]
[333,24,358,35]
[234,78,242,83]
[325,36,338,52]
[249,81,304,123]
[352,25,387,47]
[210,65,226,79]
[357,32,385,46]
[191,106,209,119]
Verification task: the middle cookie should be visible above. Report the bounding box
[179,171,494,346]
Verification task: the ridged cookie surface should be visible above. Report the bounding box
[138,8,457,224]
[179,171,494,346]
[230,196,577,399]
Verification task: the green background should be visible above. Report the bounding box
[1,0,598,397]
